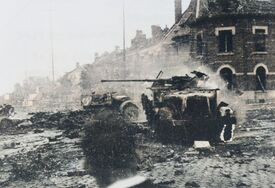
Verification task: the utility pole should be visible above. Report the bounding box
[122,0,126,79]
[123,0,126,61]
[50,0,55,83]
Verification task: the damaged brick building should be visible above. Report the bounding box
[173,0,275,101]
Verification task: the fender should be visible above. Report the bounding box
[119,100,138,113]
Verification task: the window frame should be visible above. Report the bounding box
[215,26,236,54]
[218,30,233,53]
[196,31,203,56]
[252,26,268,52]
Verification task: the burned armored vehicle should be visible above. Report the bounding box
[102,71,237,143]
[81,92,139,121]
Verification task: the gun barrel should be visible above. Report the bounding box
[101,79,158,83]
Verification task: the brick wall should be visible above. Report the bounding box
[190,16,275,91]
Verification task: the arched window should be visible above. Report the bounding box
[256,67,267,91]
[220,68,234,90]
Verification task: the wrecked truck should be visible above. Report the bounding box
[102,71,237,143]
[81,92,139,122]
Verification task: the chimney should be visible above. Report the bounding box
[175,0,182,23]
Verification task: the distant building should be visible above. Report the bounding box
[61,62,85,88]
[151,25,169,43]
[131,30,148,49]
[22,92,42,107]
[130,26,169,50]
[3,94,11,103]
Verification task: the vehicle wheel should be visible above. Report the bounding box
[122,104,139,122]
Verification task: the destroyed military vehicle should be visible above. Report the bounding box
[0,104,14,118]
[81,92,139,121]
[102,71,237,143]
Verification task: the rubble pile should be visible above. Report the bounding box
[29,111,89,129]
[3,146,60,183]
[0,128,91,187]
[0,110,94,137]
[245,108,275,121]
[0,118,24,135]
[29,111,88,139]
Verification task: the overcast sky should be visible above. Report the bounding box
[0,0,190,94]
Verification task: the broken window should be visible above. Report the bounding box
[196,33,203,55]
[254,29,266,52]
[218,30,233,53]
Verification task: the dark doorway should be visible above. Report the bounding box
[256,67,267,91]
[220,68,234,90]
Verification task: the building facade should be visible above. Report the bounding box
[174,0,275,101]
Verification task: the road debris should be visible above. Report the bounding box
[193,141,211,149]
[0,107,274,187]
